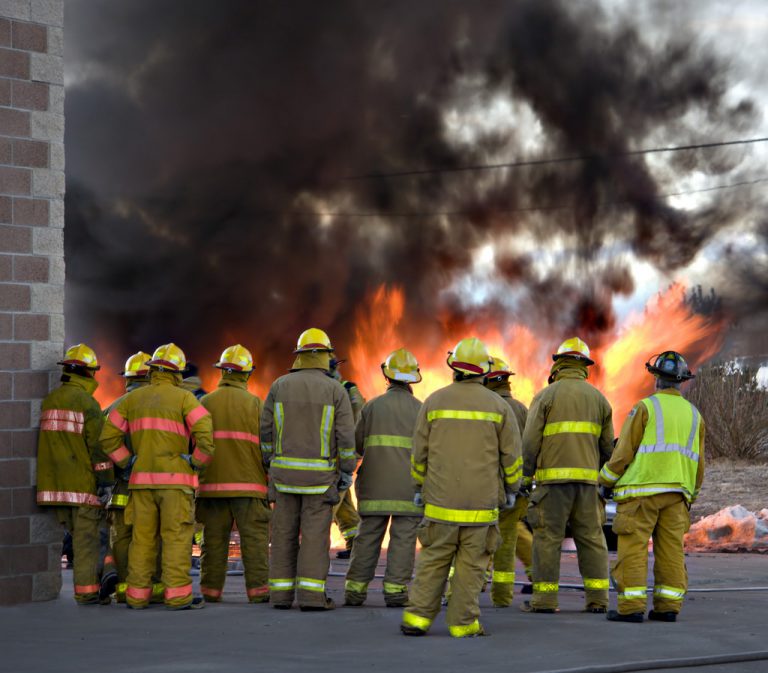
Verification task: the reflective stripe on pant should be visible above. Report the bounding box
[404,521,499,636]
[196,497,271,602]
[109,508,163,601]
[125,489,195,609]
[333,489,360,540]
[54,506,101,603]
[270,491,332,607]
[528,483,608,610]
[345,514,419,605]
[490,496,527,607]
[611,492,690,615]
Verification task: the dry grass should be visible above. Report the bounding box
[689,458,768,520]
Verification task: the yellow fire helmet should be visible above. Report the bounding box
[381,347,422,383]
[58,343,100,370]
[294,328,333,353]
[447,337,492,376]
[552,337,595,366]
[120,351,152,378]
[147,342,187,372]
[487,355,515,379]
[215,344,254,372]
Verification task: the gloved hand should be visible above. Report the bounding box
[97,484,114,507]
[597,485,613,500]
[504,491,517,510]
[120,455,136,482]
[338,471,353,491]
[518,483,532,499]
[413,491,424,508]
[180,453,199,471]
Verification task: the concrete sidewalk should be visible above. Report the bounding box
[1,551,767,673]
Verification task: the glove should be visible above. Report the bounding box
[120,455,136,482]
[504,491,517,510]
[413,492,424,508]
[597,485,613,500]
[97,484,114,507]
[518,483,532,499]
[338,471,353,491]
[180,453,199,471]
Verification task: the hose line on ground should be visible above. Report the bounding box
[540,650,768,673]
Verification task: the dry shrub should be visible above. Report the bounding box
[686,364,768,460]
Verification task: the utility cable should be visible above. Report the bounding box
[345,136,768,180]
[309,175,768,219]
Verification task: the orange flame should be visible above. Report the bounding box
[346,282,725,430]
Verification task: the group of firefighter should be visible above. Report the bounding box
[36,328,704,635]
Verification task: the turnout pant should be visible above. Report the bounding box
[403,522,499,638]
[490,496,528,606]
[345,515,420,606]
[611,492,690,615]
[196,497,271,603]
[516,521,533,580]
[528,483,609,610]
[54,505,101,604]
[333,489,360,543]
[125,489,195,609]
[269,491,333,607]
[109,508,163,602]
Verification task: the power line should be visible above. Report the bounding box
[310,175,768,219]
[344,136,768,181]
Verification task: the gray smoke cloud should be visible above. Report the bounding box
[64,0,763,375]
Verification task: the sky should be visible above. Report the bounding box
[61,0,768,373]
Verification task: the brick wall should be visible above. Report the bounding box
[0,0,65,605]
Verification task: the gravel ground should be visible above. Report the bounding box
[690,459,768,520]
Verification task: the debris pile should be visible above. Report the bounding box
[685,505,768,552]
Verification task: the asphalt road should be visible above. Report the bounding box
[1,550,767,673]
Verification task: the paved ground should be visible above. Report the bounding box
[2,549,767,673]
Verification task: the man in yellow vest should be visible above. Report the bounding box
[344,348,423,607]
[522,337,614,613]
[101,343,215,610]
[599,351,705,623]
[402,338,522,638]
[198,344,270,603]
[261,328,356,611]
[36,344,113,604]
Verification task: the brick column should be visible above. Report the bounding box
[1,0,65,605]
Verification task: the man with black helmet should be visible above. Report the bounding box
[599,351,705,624]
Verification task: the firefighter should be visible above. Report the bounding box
[402,338,522,638]
[328,354,364,559]
[197,344,270,604]
[522,337,613,614]
[104,351,163,604]
[36,344,114,605]
[484,356,530,607]
[261,328,356,610]
[181,363,207,399]
[600,351,705,623]
[101,343,215,610]
[344,348,423,608]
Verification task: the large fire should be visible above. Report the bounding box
[347,282,724,429]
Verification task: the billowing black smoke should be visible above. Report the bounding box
[64,0,761,375]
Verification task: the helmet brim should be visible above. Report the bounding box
[552,353,595,366]
[58,360,100,371]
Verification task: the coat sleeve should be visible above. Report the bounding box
[522,390,548,484]
[85,399,112,484]
[598,402,646,486]
[693,417,706,501]
[410,402,430,490]
[252,396,265,466]
[183,393,214,469]
[498,404,522,492]
[100,397,133,469]
[335,384,357,474]
[260,385,276,467]
[598,397,615,467]
[355,402,368,457]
